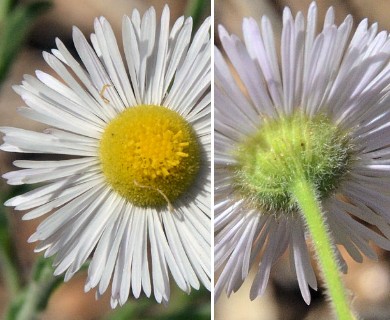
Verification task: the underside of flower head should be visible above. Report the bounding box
[232,111,353,214]
[215,1,390,305]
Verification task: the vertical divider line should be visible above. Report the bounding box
[210,0,215,318]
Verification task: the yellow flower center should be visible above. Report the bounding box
[99,105,201,208]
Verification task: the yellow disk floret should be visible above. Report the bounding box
[99,105,201,208]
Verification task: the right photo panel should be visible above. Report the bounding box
[214,1,390,319]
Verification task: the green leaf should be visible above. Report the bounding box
[185,0,209,30]
[0,1,51,84]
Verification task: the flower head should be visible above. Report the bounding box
[215,2,390,304]
[1,6,211,307]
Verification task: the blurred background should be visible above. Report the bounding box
[215,1,390,320]
[0,0,210,319]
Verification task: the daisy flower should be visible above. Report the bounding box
[215,1,390,306]
[1,6,211,307]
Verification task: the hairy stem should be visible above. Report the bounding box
[291,177,355,320]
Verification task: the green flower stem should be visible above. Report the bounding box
[6,257,61,320]
[291,177,355,320]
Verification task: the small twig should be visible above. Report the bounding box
[99,84,111,104]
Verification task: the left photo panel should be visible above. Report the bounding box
[0,1,211,319]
